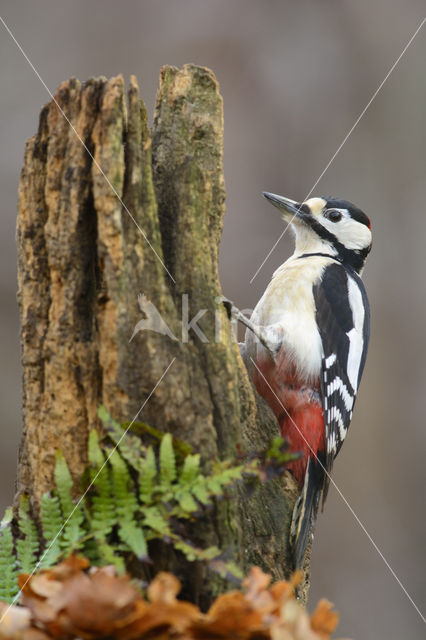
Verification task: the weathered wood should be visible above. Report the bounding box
[16,65,307,606]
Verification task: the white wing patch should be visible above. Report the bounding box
[346,276,365,390]
[325,353,336,368]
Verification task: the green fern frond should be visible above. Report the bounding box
[118,521,147,559]
[39,492,62,568]
[16,495,39,574]
[61,504,85,552]
[138,446,157,504]
[54,451,84,551]
[109,449,138,517]
[97,404,111,425]
[96,539,126,572]
[0,408,291,590]
[172,538,244,581]
[98,406,144,468]
[174,490,198,515]
[108,448,146,557]
[87,431,116,536]
[54,451,75,518]
[205,464,245,495]
[142,506,170,537]
[159,433,176,486]
[84,534,125,573]
[123,420,193,460]
[40,492,62,542]
[0,508,18,603]
[190,477,210,505]
[172,538,222,563]
[88,429,105,473]
[179,453,201,485]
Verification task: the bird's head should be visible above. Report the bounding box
[263,192,372,273]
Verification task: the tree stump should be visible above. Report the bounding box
[16,65,308,606]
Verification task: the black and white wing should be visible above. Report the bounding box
[313,263,370,493]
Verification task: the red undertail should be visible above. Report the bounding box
[251,354,325,485]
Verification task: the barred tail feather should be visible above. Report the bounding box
[290,457,323,568]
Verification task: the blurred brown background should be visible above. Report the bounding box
[1,1,425,637]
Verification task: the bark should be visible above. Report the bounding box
[16,66,309,606]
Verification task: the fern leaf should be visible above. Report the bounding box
[84,534,125,573]
[109,449,138,517]
[138,446,157,504]
[40,492,62,541]
[159,433,176,486]
[54,451,75,518]
[96,539,126,573]
[97,404,111,424]
[16,495,39,574]
[123,421,193,460]
[190,478,210,505]
[118,521,147,559]
[117,430,147,469]
[109,448,147,556]
[205,465,244,496]
[175,490,198,515]
[0,508,18,603]
[98,406,143,468]
[88,429,105,473]
[39,492,63,568]
[143,506,169,537]
[172,537,244,582]
[87,431,116,536]
[54,451,84,551]
[172,538,222,563]
[179,453,200,485]
[173,538,198,562]
[209,558,244,581]
[61,506,85,552]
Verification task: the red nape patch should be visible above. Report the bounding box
[279,404,325,486]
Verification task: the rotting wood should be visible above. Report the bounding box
[16,66,308,606]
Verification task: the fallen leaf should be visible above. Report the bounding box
[0,602,31,636]
[310,599,339,639]
[3,559,340,640]
[147,572,181,605]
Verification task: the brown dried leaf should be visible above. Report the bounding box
[8,560,340,640]
[242,566,276,616]
[19,631,52,640]
[28,575,63,599]
[119,599,199,640]
[21,560,144,639]
[195,590,265,638]
[310,599,339,639]
[147,572,181,604]
[59,570,140,634]
[0,602,32,638]
[243,566,271,595]
[271,600,320,640]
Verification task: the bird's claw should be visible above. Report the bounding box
[221,295,235,320]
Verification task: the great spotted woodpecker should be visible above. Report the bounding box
[240,192,372,568]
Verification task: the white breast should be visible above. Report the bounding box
[246,256,332,381]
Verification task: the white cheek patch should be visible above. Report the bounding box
[322,216,372,250]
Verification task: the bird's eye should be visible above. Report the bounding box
[325,209,342,223]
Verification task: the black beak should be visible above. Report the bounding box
[262,192,304,219]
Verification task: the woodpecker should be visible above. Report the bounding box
[240,192,372,568]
